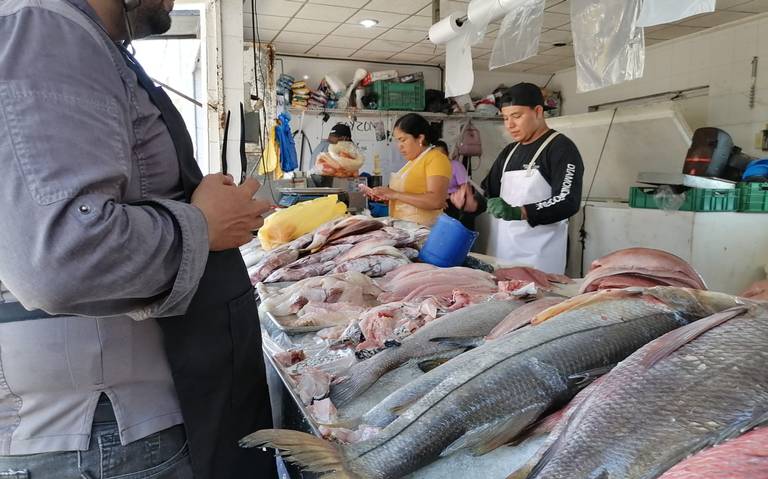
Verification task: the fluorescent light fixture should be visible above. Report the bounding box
[359,19,379,28]
[303,75,309,80]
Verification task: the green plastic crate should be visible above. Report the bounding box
[370,80,425,111]
[629,186,739,212]
[737,182,768,212]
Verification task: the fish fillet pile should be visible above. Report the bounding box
[580,247,707,293]
[247,216,429,284]
[377,264,497,303]
[258,272,381,318]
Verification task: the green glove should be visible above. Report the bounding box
[487,197,523,221]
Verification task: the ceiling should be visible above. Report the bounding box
[245,0,768,74]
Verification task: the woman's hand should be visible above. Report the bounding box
[371,186,398,201]
[450,183,479,213]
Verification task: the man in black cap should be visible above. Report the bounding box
[458,82,584,274]
[312,122,353,158]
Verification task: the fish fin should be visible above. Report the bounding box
[567,364,617,387]
[317,417,362,429]
[417,358,452,373]
[505,462,535,479]
[440,404,548,458]
[239,429,357,478]
[429,336,485,349]
[505,438,554,479]
[531,290,642,325]
[389,398,420,416]
[640,306,749,368]
[524,398,582,479]
[411,348,466,373]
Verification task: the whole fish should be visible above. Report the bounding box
[330,300,524,406]
[522,305,768,479]
[242,287,744,479]
[361,297,562,428]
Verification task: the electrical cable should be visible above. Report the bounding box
[249,0,278,203]
[579,107,617,277]
[543,73,555,89]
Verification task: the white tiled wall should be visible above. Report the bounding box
[551,12,768,158]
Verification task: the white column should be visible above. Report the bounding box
[205,0,245,179]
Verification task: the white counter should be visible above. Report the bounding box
[576,203,767,295]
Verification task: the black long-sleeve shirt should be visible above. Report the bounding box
[480,130,584,227]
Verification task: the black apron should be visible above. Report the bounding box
[121,49,275,479]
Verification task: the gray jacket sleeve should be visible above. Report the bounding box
[0,3,209,319]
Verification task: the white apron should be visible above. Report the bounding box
[489,132,568,274]
[389,147,442,226]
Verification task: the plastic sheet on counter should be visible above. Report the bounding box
[637,0,715,27]
[489,0,546,70]
[263,329,360,379]
[571,0,645,92]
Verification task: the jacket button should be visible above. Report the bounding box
[79,205,91,214]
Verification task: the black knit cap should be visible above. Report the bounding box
[500,82,553,111]
[329,123,352,139]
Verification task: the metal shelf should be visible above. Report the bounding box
[287,107,503,121]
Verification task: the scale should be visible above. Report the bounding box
[277,187,348,208]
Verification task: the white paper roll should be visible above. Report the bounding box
[429,12,464,45]
[467,0,506,27]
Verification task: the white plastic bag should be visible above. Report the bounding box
[489,0,546,70]
[313,141,365,177]
[637,0,715,27]
[571,0,645,92]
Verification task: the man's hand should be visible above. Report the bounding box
[191,174,271,251]
[487,197,523,221]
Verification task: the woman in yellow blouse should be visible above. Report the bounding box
[366,114,451,226]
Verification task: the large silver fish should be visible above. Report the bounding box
[242,287,745,479]
[519,304,768,479]
[330,300,525,406]
[359,298,561,428]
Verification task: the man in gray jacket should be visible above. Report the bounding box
[0,0,274,477]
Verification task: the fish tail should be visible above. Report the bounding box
[240,429,357,478]
[330,375,374,406]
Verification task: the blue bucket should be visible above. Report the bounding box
[418,214,479,268]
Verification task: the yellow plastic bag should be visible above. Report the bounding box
[259,127,283,179]
[258,195,347,250]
